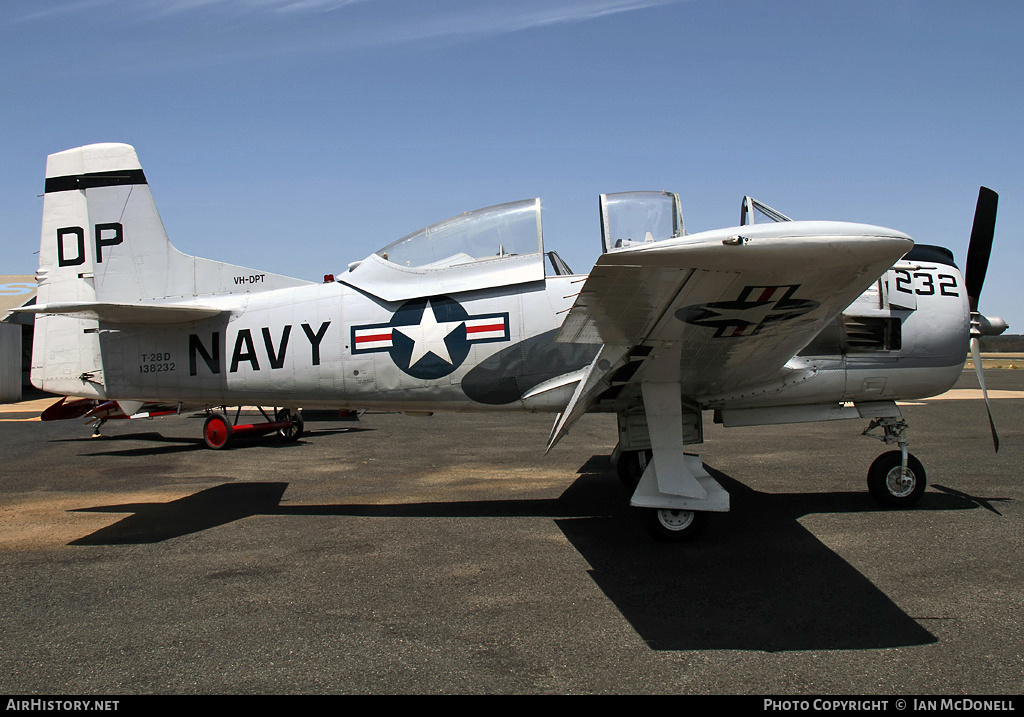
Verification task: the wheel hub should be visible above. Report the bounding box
[885,467,916,498]
[656,509,695,531]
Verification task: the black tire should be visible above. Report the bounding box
[641,508,708,542]
[203,413,233,450]
[275,409,303,442]
[867,450,926,508]
[616,449,652,490]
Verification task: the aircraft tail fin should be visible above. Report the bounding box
[31,143,312,397]
[38,143,311,304]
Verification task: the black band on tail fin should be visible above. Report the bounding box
[44,169,148,193]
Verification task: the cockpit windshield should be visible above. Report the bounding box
[375,198,543,269]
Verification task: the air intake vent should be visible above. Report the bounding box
[842,316,901,352]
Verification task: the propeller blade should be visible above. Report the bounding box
[970,336,1000,452]
[964,187,998,312]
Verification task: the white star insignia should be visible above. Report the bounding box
[395,299,464,366]
[704,302,777,328]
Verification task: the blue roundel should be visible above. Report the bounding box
[350,295,511,381]
[389,296,471,379]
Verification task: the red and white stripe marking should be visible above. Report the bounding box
[353,326,394,350]
[750,285,787,302]
[465,316,507,341]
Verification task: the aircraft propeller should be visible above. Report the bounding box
[964,186,1001,452]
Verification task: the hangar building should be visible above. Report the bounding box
[1,276,37,402]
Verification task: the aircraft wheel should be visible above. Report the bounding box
[203,413,233,450]
[275,408,304,442]
[617,449,651,490]
[642,508,707,542]
[867,450,926,508]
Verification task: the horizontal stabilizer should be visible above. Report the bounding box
[40,396,184,421]
[14,301,224,324]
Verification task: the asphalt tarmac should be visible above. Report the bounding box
[1,371,1021,695]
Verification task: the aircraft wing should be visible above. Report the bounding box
[548,221,912,448]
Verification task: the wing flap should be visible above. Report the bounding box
[545,344,629,452]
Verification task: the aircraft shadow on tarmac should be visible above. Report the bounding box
[65,458,1005,653]
[61,426,371,457]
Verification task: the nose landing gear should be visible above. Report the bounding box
[863,417,927,508]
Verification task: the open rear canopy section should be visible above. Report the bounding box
[740,196,792,226]
[600,191,684,253]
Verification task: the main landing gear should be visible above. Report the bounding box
[862,417,927,508]
[202,407,304,450]
[614,448,719,542]
[617,449,707,540]
[614,412,931,542]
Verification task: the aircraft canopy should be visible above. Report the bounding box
[375,198,543,269]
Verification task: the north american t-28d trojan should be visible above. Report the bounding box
[17,143,1007,540]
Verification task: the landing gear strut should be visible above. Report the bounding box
[862,417,927,508]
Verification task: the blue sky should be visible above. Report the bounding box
[3,0,1022,330]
